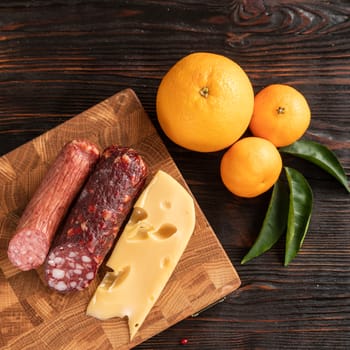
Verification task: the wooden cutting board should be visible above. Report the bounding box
[0,89,240,350]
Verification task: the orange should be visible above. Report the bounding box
[249,84,311,147]
[220,137,282,198]
[156,52,254,152]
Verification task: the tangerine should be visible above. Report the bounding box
[249,84,311,147]
[220,137,282,198]
[156,52,254,152]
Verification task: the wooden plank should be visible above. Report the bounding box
[0,89,240,349]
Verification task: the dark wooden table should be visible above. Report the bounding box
[1,1,349,349]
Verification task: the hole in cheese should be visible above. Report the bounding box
[127,222,153,241]
[153,223,177,240]
[160,200,172,209]
[160,256,171,269]
[130,227,149,240]
[100,266,131,290]
[129,207,148,223]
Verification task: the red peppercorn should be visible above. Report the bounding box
[180,338,188,345]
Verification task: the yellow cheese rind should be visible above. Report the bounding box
[86,170,195,340]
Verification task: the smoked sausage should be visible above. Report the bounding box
[7,139,100,271]
[45,145,148,292]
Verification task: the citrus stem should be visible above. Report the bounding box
[276,106,285,114]
[199,87,209,98]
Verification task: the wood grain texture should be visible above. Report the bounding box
[0,0,349,349]
[0,89,240,349]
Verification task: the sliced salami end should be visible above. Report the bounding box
[45,242,97,293]
[7,229,49,271]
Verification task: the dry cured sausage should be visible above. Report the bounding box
[45,145,148,292]
[7,140,100,271]
[45,146,148,292]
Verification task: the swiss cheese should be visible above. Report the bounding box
[86,170,196,340]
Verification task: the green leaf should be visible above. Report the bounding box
[280,140,350,193]
[241,178,289,264]
[284,167,313,266]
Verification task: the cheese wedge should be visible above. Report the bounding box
[86,170,196,340]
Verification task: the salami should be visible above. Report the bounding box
[46,243,97,292]
[45,145,148,292]
[7,139,100,271]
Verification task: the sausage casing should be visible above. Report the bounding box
[45,145,148,292]
[7,139,100,271]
